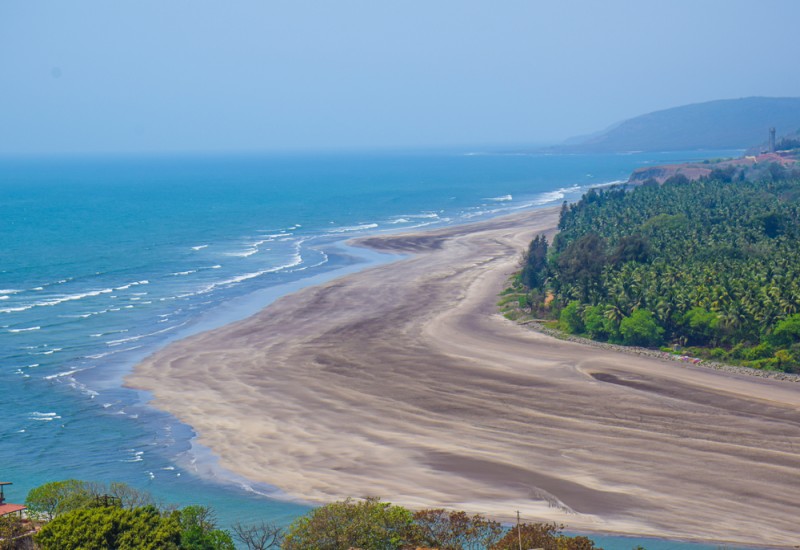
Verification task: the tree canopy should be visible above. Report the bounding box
[519,176,800,372]
[27,480,234,550]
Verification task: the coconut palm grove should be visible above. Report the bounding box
[517,168,800,373]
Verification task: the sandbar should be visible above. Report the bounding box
[127,207,800,547]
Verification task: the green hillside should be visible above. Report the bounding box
[555,97,800,153]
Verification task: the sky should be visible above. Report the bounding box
[2,0,800,155]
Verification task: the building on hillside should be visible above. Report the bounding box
[0,482,26,519]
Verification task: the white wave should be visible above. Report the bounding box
[9,326,40,333]
[114,280,149,291]
[389,218,410,224]
[485,194,513,202]
[391,212,439,222]
[210,265,221,269]
[0,306,33,313]
[0,296,8,301]
[289,252,329,272]
[106,323,185,346]
[61,312,94,319]
[44,369,81,380]
[586,179,627,189]
[171,270,197,276]
[0,289,21,294]
[29,412,61,420]
[528,185,581,206]
[402,221,438,230]
[39,348,62,355]
[191,244,208,251]
[90,329,127,338]
[197,254,304,294]
[327,223,379,234]
[226,248,259,258]
[32,287,44,291]
[256,232,291,240]
[2,286,122,314]
[91,344,142,358]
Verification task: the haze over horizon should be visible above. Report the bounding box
[3,0,800,155]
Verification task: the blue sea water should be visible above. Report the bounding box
[0,149,755,548]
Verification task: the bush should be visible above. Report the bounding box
[682,307,720,346]
[709,347,728,360]
[413,509,503,549]
[178,505,235,550]
[36,506,181,550]
[583,305,607,339]
[769,313,800,346]
[25,480,154,521]
[559,301,584,334]
[490,522,601,550]
[25,480,95,520]
[0,515,32,550]
[619,309,664,347]
[742,342,774,361]
[283,498,416,550]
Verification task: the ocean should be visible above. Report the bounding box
[0,149,752,549]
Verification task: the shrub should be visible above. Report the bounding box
[412,509,503,550]
[769,313,800,346]
[682,307,720,346]
[283,498,416,550]
[619,309,664,347]
[36,506,181,550]
[559,301,584,334]
[742,342,774,361]
[25,480,95,520]
[583,305,607,339]
[490,522,601,550]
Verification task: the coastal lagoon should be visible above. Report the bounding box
[1,150,754,548]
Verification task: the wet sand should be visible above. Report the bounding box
[128,208,800,547]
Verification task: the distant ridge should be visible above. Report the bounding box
[552,97,800,153]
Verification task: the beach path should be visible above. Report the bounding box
[128,208,800,547]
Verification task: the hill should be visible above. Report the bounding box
[552,97,800,153]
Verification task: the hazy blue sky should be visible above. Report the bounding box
[3,0,800,154]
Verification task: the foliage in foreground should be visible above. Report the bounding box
[0,514,33,550]
[282,497,601,550]
[26,480,234,550]
[25,481,605,550]
[518,175,800,372]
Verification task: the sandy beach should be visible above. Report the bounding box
[128,207,800,547]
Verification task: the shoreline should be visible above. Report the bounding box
[126,206,800,547]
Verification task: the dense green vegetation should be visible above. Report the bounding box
[516,175,800,373]
[23,480,234,550]
[282,497,600,550]
[21,483,603,550]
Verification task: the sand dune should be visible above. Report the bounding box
[128,208,800,547]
